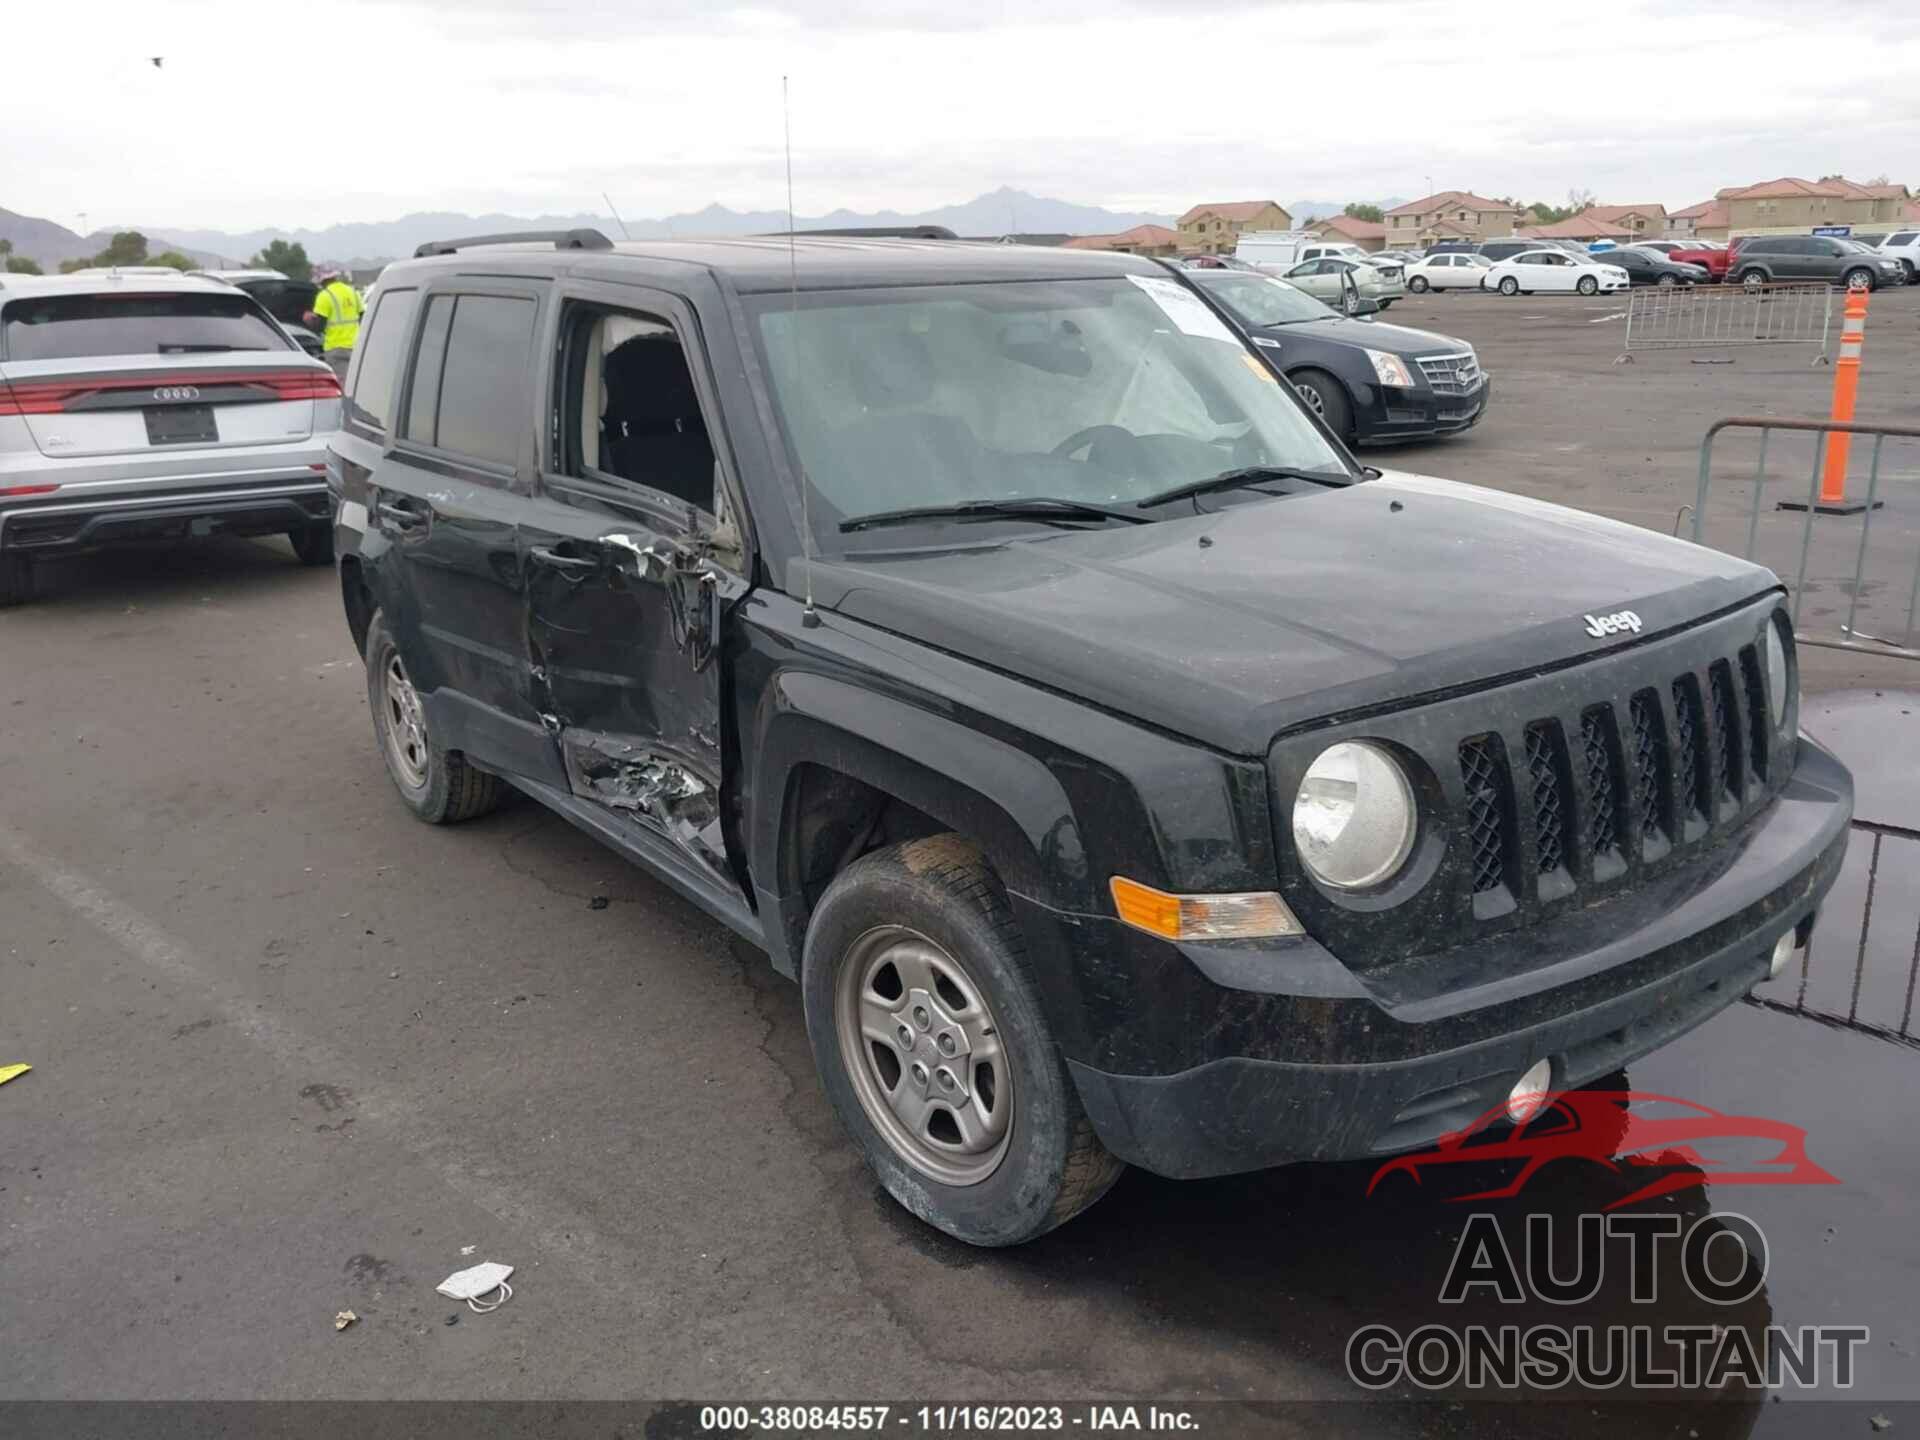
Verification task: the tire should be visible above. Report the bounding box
[0,552,33,609]
[1576,275,1599,296]
[363,609,502,824]
[1498,276,1519,296]
[802,835,1124,1247]
[1377,298,1395,310]
[1902,260,1916,283]
[1657,272,1679,288]
[290,524,335,566]
[1842,267,1874,292]
[1290,369,1354,440]
[1740,268,1767,290]
[1408,275,1429,293]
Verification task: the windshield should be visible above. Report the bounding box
[1192,274,1333,327]
[750,276,1350,549]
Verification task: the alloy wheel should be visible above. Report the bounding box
[834,925,1013,1186]
[381,652,430,789]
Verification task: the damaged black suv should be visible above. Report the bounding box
[328,230,1852,1246]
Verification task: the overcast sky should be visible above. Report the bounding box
[5,0,1918,234]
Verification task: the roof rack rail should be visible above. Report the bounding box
[763,225,959,241]
[413,228,614,258]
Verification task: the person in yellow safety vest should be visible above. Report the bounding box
[302,264,363,381]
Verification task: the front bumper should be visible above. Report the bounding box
[1356,375,1492,444]
[1053,741,1852,1179]
[0,477,331,555]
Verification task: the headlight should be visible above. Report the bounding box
[1292,741,1417,890]
[1365,349,1416,387]
[1765,620,1792,733]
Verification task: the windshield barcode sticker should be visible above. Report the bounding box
[1126,275,1240,345]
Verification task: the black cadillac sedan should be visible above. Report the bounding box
[1184,268,1490,445]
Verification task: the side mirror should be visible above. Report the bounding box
[1350,297,1382,318]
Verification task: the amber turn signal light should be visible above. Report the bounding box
[1108,876,1304,941]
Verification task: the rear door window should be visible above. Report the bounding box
[400,292,537,470]
[1889,232,1918,246]
[346,286,418,433]
[404,295,455,444]
[1,291,291,361]
[434,296,537,468]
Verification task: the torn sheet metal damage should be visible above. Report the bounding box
[560,731,729,874]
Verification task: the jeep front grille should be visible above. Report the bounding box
[1579,708,1623,865]
[1457,736,1508,894]
[1628,690,1667,844]
[1524,723,1569,876]
[1269,606,1791,965]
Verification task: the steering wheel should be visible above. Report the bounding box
[1050,425,1146,472]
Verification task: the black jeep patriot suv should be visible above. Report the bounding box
[328,230,1851,1246]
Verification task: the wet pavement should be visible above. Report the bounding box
[5,310,1920,1437]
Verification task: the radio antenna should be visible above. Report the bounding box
[785,74,819,628]
[601,192,631,240]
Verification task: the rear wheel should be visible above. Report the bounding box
[1576,274,1599,296]
[1498,275,1520,296]
[363,610,502,824]
[1657,272,1679,288]
[803,835,1123,1246]
[290,524,334,566]
[1408,275,1430,293]
[0,552,33,608]
[1290,369,1354,440]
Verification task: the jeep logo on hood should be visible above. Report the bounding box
[1584,609,1643,639]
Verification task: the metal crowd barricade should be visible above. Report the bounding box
[1691,417,1920,662]
[1747,817,1920,1052]
[1619,281,1834,363]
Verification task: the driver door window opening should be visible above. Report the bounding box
[558,303,718,520]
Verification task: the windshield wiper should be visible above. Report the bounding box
[1135,465,1351,510]
[839,497,1152,533]
[157,344,262,353]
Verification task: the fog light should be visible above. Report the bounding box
[1769,929,1798,979]
[1506,1059,1552,1123]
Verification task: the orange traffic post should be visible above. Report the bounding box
[1781,283,1879,516]
[1822,285,1868,501]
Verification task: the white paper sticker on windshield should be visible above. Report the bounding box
[1126,274,1240,345]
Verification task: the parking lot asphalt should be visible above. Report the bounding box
[4,291,1918,1435]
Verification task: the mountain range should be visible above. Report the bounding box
[3,189,1409,270]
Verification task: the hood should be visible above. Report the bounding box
[808,472,1775,756]
[1261,315,1469,355]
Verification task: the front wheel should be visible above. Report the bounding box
[1498,276,1520,296]
[1576,275,1599,296]
[363,610,503,824]
[1842,268,1875,292]
[803,836,1124,1246]
[1740,268,1767,290]
[1408,275,1430,293]
[1291,368,1354,440]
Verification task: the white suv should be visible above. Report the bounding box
[0,272,341,605]
[1877,229,1920,282]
